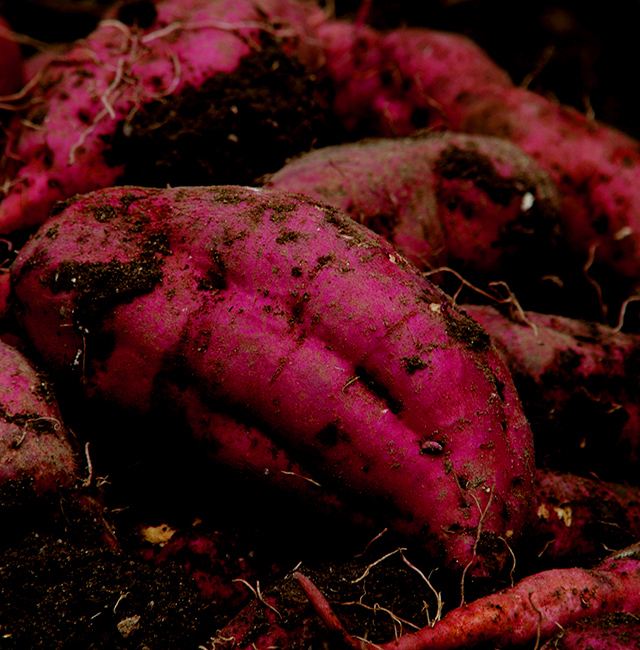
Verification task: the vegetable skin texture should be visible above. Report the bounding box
[0,338,78,497]
[0,0,327,234]
[465,304,640,481]
[533,469,640,567]
[540,613,640,650]
[317,20,640,292]
[265,132,562,289]
[11,185,534,575]
[296,544,640,650]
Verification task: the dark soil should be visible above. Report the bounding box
[0,534,207,649]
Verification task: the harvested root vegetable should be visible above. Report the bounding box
[532,469,640,567]
[317,20,640,308]
[465,304,640,481]
[265,132,563,309]
[0,337,118,548]
[0,338,78,497]
[0,0,329,233]
[11,185,534,575]
[296,543,640,650]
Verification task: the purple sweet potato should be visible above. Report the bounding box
[297,543,640,649]
[317,20,640,304]
[0,338,78,497]
[0,0,328,233]
[316,20,510,138]
[265,132,563,305]
[465,304,640,480]
[11,185,534,575]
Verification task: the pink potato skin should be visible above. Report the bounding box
[465,304,640,480]
[265,132,561,282]
[0,338,78,496]
[11,185,534,575]
[0,0,326,234]
[541,613,640,650]
[317,21,640,288]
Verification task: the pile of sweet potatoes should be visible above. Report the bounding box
[1,1,640,648]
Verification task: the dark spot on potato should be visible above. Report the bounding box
[556,349,582,371]
[39,144,54,170]
[77,109,92,124]
[443,309,490,353]
[92,205,118,222]
[47,235,169,330]
[26,106,47,126]
[291,266,302,277]
[268,201,297,223]
[435,145,520,207]
[197,248,226,291]
[315,422,346,448]
[355,366,403,414]
[289,291,310,324]
[45,224,59,239]
[402,355,428,374]
[275,230,300,244]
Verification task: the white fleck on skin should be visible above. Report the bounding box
[614,225,633,240]
[520,192,535,211]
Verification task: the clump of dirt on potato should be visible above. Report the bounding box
[105,41,338,187]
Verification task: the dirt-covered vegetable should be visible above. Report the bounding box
[10,184,534,575]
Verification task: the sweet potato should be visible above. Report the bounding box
[0,338,78,498]
[10,184,534,575]
[264,133,561,271]
[317,20,640,306]
[297,543,640,649]
[265,132,564,310]
[465,304,640,481]
[0,0,328,233]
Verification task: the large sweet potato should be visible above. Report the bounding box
[10,185,534,575]
[0,0,328,234]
